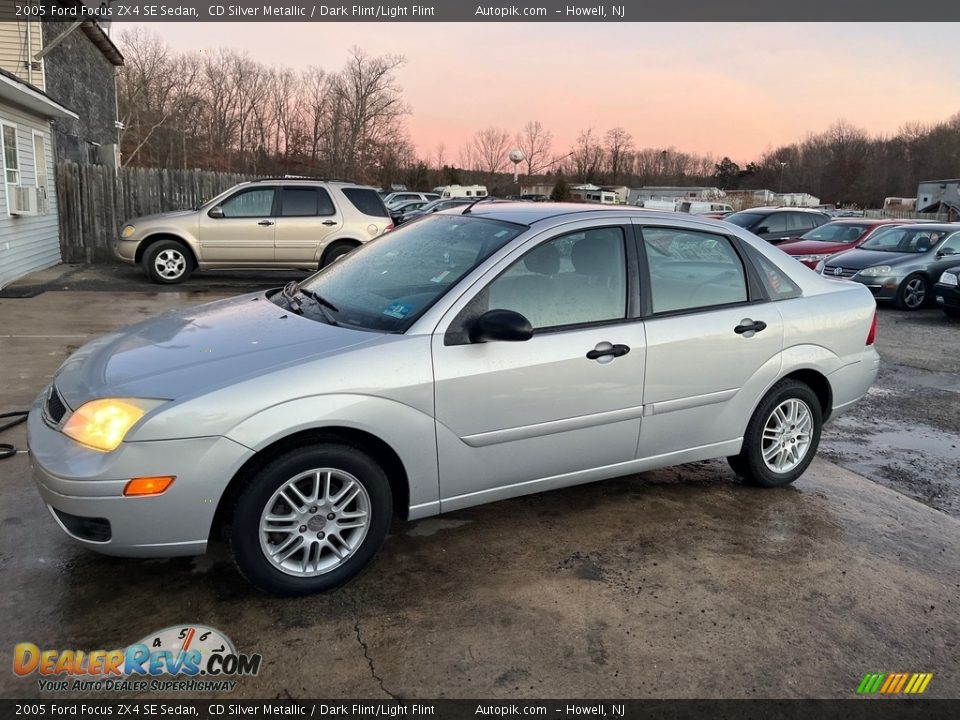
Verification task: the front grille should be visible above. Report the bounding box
[50,507,112,543]
[823,266,857,279]
[45,386,67,424]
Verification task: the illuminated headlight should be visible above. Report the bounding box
[62,398,167,452]
[795,254,830,263]
[939,271,959,287]
[859,265,894,277]
[121,225,136,238]
[815,259,826,273]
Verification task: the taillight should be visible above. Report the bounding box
[384,223,394,233]
[866,311,877,345]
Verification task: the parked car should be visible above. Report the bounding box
[30,204,878,595]
[934,266,960,319]
[112,179,392,284]
[521,194,550,202]
[677,201,735,215]
[725,207,831,243]
[395,197,477,225]
[388,200,429,225]
[778,218,916,269]
[383,191,439,208]
[817,223,960,310]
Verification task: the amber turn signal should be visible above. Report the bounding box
[123,476,175,497]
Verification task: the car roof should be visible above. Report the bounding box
[441,201,732,229]
[731,206,827,215]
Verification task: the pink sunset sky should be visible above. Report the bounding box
[134,22,960,164]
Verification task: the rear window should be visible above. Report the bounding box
[342,188,389,218]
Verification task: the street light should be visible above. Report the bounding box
[778,161,788,195]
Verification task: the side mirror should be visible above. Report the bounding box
[754,226,770,236]
[469,309,533,343]
[208,206,225,219]
[937,247,957,257]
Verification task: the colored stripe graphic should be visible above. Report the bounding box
[857,672,932,694]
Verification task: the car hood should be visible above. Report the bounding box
[825,248,919,270]
[54,293,380,408]
[779,239,854,255]
[129,209,198,225]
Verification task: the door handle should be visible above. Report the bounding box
[734,320,767,335]
[586,342,630,361]
[321,220,338,226]
[258,220,274,226]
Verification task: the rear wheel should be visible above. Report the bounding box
[226,442,392,596]
[321,241,358,268]
[143,240,192,284]
[896,274,929,310]
[728,379,822,488]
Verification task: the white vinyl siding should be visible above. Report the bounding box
[0,100,60,289]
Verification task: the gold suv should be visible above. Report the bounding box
[112,179,393,283]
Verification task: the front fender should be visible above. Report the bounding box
[225,393,440,518]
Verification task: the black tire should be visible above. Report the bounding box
[895,273,929,311]
[143,239,193,284]
[943,307,960,319]
[728,379,823,488]
[225,442,392,596]
[321,242,358,268]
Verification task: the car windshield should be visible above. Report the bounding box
[298,215,525,332]
[859,227,949,253]
[725,212,762,228]
[800,223,870,243]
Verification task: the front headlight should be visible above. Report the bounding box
[859,265,894,277]
[121,225,136,238]
[815,259,826,273]
[62,398,167,452]
[940,271,959,287]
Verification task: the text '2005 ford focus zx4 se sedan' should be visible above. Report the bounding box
[28,204,880,595]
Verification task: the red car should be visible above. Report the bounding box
[778,218,917,269]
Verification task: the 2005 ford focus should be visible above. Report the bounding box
[28,204,879,595]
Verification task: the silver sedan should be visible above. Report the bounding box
[28,204,879,595]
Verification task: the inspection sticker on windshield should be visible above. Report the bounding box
[383,302,413,319]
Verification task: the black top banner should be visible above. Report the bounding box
[3,0,960,21]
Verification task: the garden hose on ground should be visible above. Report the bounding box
[0,410,29,460]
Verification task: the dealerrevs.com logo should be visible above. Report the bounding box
[13,625,261,693]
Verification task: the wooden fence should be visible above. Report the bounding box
[56,162,255,263]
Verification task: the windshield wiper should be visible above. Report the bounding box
[281,280,304,314]
[297,285,339,325]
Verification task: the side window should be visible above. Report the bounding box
[1,124,20,185]
[760,213,788,234]
[749,251,802,300]
[282,188,319,217]
[787,213,811,231]
[219,188,275,218]
[939,232,960,254]
[484,227,627,331]
[643,228,749,313]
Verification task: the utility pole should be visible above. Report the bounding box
[778,162,788,195]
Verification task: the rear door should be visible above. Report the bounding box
[753,212,790,243]
[198,186,276,263]
[274,186,341,265]
[635,222,785,459]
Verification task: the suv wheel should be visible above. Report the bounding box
[321,242,358,268]
[226,442,392,596]
[144,240,192,284]
[728,379,822,488]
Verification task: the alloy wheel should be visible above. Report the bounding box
[902,278,926,309]
[153,249,187,280]
[761,399,814,473]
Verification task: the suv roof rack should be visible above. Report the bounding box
[251,176,360,184]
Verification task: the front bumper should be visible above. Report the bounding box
[111,238,139,265]
[27,395,254,558]
[934,282,960,309]
[847,274,901,301]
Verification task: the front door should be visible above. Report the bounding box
[274,186,343,266]
[635,224,784,458]
[199,186,276,264]
[431,223,647,511]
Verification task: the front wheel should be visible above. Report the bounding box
[226,442,392,596]
[143,240,192,284]
[728,379,823,488]
[896,274,929,311]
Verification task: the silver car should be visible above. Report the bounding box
[112,179,392,284]
[29,204,879,595]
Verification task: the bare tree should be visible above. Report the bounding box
[604,127,633,182]
[571,129,605,182]
[473,127,512,174]
[517,120,553,176]
[434,143,446,170]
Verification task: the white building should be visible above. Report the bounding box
[0,67,75,288]
[628,186,725,206]
[773,192,820,208]
[571,184,618,204]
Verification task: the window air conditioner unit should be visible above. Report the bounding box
[9,186,38,216]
